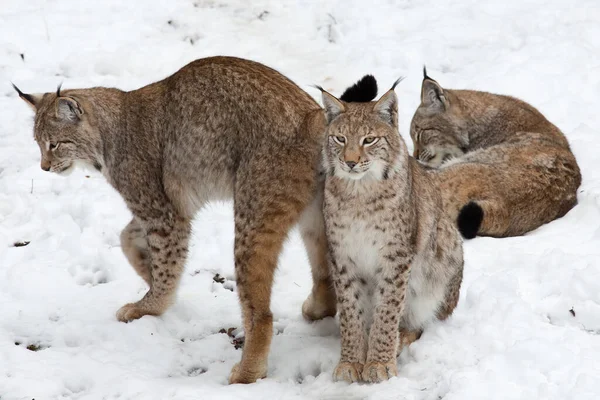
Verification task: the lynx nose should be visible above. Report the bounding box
[346,161,357,169]
[41,164,50,171]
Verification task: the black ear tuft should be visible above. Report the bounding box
[391,76,405,91]
[12,83,37,106]
[12,82,25,97]
[56,82,63,97]
[340,75,378,103]
[457,201,483,239]
[423,65,432,81]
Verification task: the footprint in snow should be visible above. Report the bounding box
[68,263,110,286]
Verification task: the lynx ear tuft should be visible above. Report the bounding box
[390,76,405,91]
[12,83,42,111]
[423,65,432,81]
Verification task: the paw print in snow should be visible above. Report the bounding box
[68,262,110,286]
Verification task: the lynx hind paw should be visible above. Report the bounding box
[116,302,159,322]
[361,360,398,383]
[302,292,337,321]
[332,361,363,383]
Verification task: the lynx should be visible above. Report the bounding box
[410,69,581,238]
[13,56,338,384]
[320,76,464,383]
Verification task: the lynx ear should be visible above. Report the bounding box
[56,97,83,122]
[12,83,42,111]
[319,88,345,123]
[373,89,398,127]
[421,68,447,112]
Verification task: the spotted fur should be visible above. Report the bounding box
[410,71,581,237]
[320,84,464,383]
[14,56,338,384]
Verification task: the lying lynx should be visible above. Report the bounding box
[410,69,581,237]
[13,56,338,384]
[320,77,464,383]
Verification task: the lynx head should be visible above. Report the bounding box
[13,84,103,174]
[410,68,468,167]
[320,77,406,182]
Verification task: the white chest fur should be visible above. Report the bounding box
[330,211,447,331]
[334,218,386,279]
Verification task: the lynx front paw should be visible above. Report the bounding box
[361,360,397,383]
[332,361,363,383]
[116,302,159,322]
[228,362,267,384]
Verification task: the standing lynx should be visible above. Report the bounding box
[13,56,338,384]
[320,78,464,383]
[410,69,581,238]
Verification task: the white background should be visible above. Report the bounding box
[1,1,600,399]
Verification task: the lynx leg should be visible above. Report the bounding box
[298,187,337,321]
[116,207,191,322]
[330,255,367,383]
[363,261,411,383]
[437,266,463,322]
[229,190,308,384]
[120,218,151,286]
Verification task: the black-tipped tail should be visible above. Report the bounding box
[340,74,378,103]
[457,202,483,239]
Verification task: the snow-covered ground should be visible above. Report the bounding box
[1,0,600,398]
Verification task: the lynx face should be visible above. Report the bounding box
[410,118,467,167]
[409,73,468,168]
[14,86,102,174]
[322,88,403,181]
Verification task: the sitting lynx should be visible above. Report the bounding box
[320,78,464,383]
[13,56,338,384]
[410,69,581,238]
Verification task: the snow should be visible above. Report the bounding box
[1,0,600,398]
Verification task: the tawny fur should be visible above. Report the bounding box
[15,56,338,384]
[320,85,464,384]
[410,72,581,237]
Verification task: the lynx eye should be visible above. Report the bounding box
[332,136,346,145]
[49,142,59,150]
[420,149,434,162]
[362,136,379,146]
